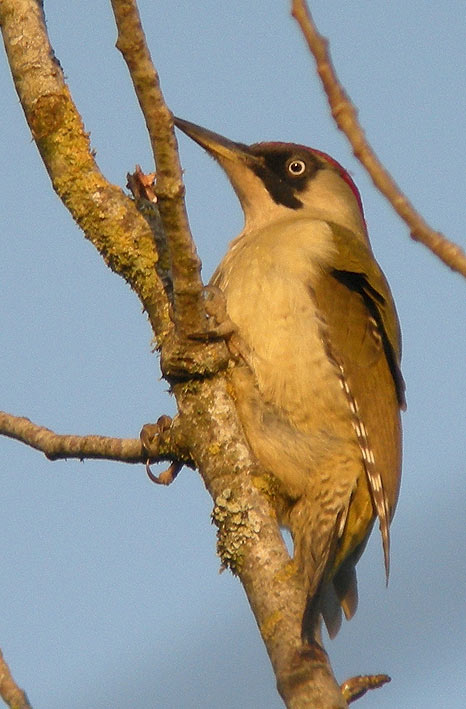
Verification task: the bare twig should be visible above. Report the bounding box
[0,648,32,709]
[292,0,466,277]
[0,0,171,342]
[341,673,391,704]
[0,411,174,464]
[110,0,209,336]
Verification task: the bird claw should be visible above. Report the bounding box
[140,415,172,456]
[187,285,251,365]
[146,460,182,486]
[140,415,182,486]
[188,285,237,341]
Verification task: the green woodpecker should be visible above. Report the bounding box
[174,117,405,642]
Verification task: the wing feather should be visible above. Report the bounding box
[312,226,404,585]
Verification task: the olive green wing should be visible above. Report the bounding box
[313,225,404,594]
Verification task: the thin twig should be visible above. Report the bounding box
[0,411,166,464]
[341,673,391,704]
[291,0,466,277]
[110,0,209,335]
[0,648,32,709]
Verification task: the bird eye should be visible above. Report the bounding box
[286,158,306,176]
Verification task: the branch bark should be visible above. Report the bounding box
[292,0,466,278]
[341,674,390,704]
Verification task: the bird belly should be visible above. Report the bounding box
[219,255,362,504]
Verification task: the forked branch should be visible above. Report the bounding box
[0,0,171,342]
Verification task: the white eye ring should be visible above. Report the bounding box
[287,158,306,176]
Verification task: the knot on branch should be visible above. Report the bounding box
[30,91,68,140]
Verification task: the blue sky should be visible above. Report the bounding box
[1,2,465,707]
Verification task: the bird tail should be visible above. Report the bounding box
[301,589,324,646]
[301,561,359,643]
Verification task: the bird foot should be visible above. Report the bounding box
[188,285,237,340]
[146,460,182,486]
[140,416,182,486]
[188,285,250,364]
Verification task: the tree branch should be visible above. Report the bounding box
[0,411,155,463]
[0,648,32,709]
[0,0,171,343]
[291,0,466,278]
[341,674,391,704]
[110,0,211,337]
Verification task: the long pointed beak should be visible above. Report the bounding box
[174,117,252,164]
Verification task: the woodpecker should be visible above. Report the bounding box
[174,117,405,643]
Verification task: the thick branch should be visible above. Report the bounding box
[110,0,209,336]
[0,0,171,342]
[292,0,466,278]
[0,411,178,464]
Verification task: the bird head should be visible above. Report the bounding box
[174,117,368,241]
